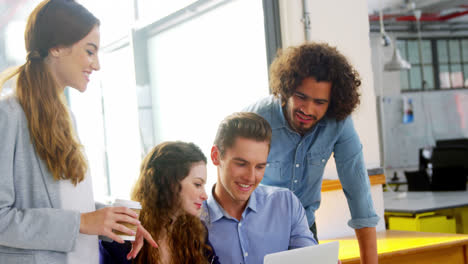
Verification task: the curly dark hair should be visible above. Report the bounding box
[131,141,211,264]
[269,42,361,121]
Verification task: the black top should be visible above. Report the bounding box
[99,232,220,264]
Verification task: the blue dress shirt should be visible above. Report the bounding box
[202,185,317,264]
[244,95,380,229]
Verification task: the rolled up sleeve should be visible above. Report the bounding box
[334,117,380,229]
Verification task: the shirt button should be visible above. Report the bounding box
[238,223,242,227]
[294,180,298,183]
[244,252,248,257]
[295,164,300,167]
[322,159,326,163]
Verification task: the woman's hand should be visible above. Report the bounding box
[80,207,140,243]
[127,225,158,260]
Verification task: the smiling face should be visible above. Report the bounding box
[212,137,269,212]
[179,162,208,217]
[47,25,100,92]
[284,77,331,135]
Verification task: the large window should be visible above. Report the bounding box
[70,0,141,201]
[67,0,274,200]
[0,1,276,200]
[398,38,468,92]
[136,0,198,22]
[143,0,270,190]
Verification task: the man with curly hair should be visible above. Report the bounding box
[245,42,379,264]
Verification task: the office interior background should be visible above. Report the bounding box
[1,0,467,240]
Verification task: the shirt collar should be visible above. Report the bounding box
[269,96,289,130]
[205,186,226,223]
[247,188,258,213]
[205,184,259,223]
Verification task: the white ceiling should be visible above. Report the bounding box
[368,0,468,15]
[368,0,468,33]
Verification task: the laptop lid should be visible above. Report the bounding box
[264,241,340,264]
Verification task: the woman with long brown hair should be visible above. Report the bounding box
[0,1,155,263]
[100,141,220,264]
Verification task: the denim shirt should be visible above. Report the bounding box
[202,185,317,264]
[244,95,379,229]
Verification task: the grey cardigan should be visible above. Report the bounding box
[0,96,83,264]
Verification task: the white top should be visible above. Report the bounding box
[60,170,99,264]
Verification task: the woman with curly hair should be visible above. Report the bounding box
[100,141,219,264]
[244,42,379,264]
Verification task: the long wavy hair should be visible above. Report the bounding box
[131,141,211,264]
[269,42,361,121]
[0,0,100,184]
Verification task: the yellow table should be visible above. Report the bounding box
[322,230,468,264]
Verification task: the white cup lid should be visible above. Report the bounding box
[113,199,142,209]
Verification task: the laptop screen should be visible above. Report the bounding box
[264,241,340,264]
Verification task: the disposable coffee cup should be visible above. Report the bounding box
[112,199,142,241]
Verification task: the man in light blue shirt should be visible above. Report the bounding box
[244,42,379,264]
[203,112,317,264]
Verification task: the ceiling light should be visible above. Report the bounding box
[380,6,411,71]
[384,46,411,71]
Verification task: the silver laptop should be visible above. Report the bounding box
[264,241,340,264]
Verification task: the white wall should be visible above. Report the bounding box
[278,0,386,239]
[367,0,402,14]
[370,31,468,172]
[280,0,382,177]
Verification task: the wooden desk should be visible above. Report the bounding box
[323,230,468,264]
[321,174,386,192]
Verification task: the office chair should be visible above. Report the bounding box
[430,146,468,191]
[404,170,431,191]
[436,138,468,148]
[431,167,467,191]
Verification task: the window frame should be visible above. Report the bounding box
[398,36,468,93]
[97,0,282,196]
